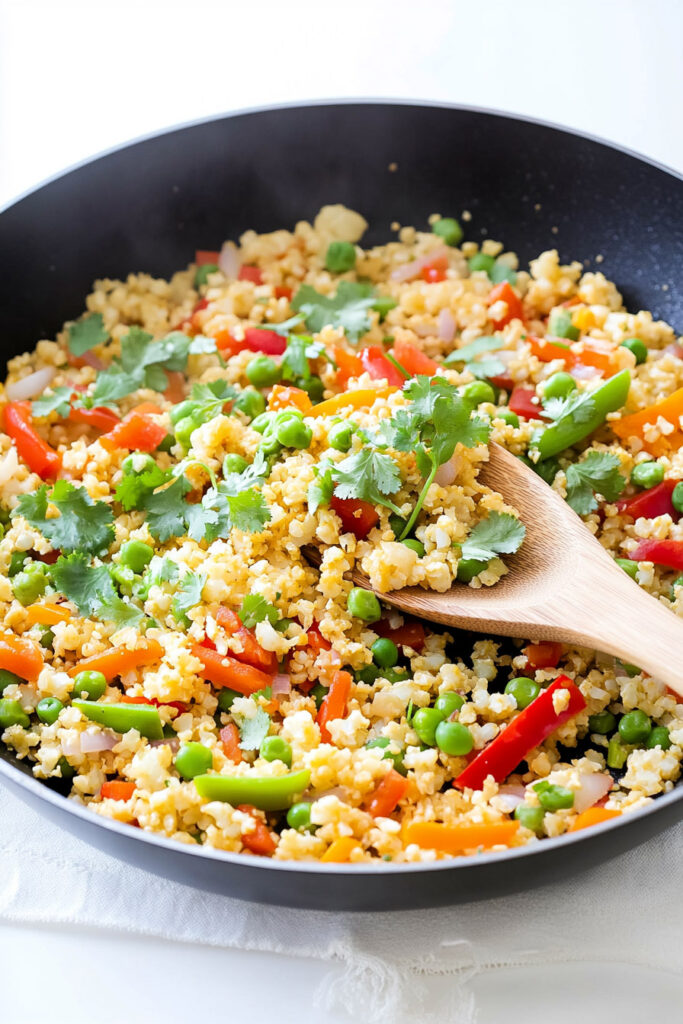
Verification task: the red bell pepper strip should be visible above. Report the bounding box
[454,676,586,791]
[488,281,524,329]
[523,641,563,670]
[237,804,276,856]
[195,250,220,266]
[630,539,683,572]
[616,479,679,522]
[119,694,187,715]
[306,621,331,656]
[508,387,547,421]
[330,494,379,540]
[528,335,571,364]
[215,607,278,675]
[192,645,274,695]
[100,409,167,452]
[364,768,409,817]
[391,340,439,377]
[488,372,515,392]
[3,401,61,479]
[360,346,406,387]
[317,669,352,743]
[243,327,286,355]
[373,617,425,651]
[100,780,136,801]
[332,345,364,386]
[238,265,264,285]
[68,405,122,432]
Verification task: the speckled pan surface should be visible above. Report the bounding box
[0,101,682,910]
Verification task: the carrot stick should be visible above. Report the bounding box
[220,722,243,764]
[237,804,276,856]
[403,820,519,854]
[68,639,164,680]
[192,645,273,695]
[0,634,44,681]
[569,807,621,832]
[101,781,136,801]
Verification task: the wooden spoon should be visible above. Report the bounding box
[306,442,683,697]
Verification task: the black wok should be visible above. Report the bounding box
[0,101,682,911]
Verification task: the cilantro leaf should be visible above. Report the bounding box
[143,476,194,542]
[172,571,206,627]
[281,336,310,382]
[565,451,625,515]
[51,553,116,616]
[239,594,279,629]
[251,313,305,337]
[68,313,109,357]
[402,375,455,421]
[461,511,526,561]
[97,593,144,627]
[292,281,376,344]
[189,380,238,420]
[92,327,211,408]
[225,489,271,534]
[466,357,506,381]
[13,481,114,555]
[444,335,504,365]
[331,449,403,513]
[115,462,171,511]
[308,462,334,514]
[543,390,596,425]
[32,387,74,419]
[236,707,271,751]
[431,397,489,464]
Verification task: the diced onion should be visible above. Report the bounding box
[496,784,526,812]
[5,366,55,402]
[219,241,241,278]
[272,673,292,696]
[149,737,180,752]
[80,730,118,754]
[571,363,602,380]
[434,457,457,487]
[438,307,456,343]
[390,246,449,283]
[573,772,613,813]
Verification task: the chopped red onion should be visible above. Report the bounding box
[573,772,613,813]
[60,735,82,757]
[438,307,456,343]
[80,730,118,754]
[272,673,292,696]
[6,366,56,402]
[496,784,526,812]
[390,246,449,283]
[571,363,602,380]
[219,241,241,278]
[149,737,180,752]
[434,457,457,487]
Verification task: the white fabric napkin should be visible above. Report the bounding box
[0,782,681,1023]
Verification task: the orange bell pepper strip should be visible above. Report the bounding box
[220,722,243,764]
[192,645,274,695]
[392,339,439,376]
[2,401,61,479]
[612,386,683,457]
[215,607,278,674]
[237,804,276,855]
[23,602,72,626]
[0,634,44,681]
[488,281,524,329]
[100,780,136,801]
[316,669,352,743]
[267,385,313,414]
[571,338,620,377]
[321,836,362,863]
[309,387,399,418]
[527,335,571,364]
[100,409,167,452]
[569,807,621,832]
[332,345,363,386]
[67,639,164,680]
[364,768,409,817]
[403,820,519,853]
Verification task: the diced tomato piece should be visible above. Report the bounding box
[100,409,167,452]
[508,387,546,421]
[267,385,313,414]
[237,804,276,855]
[523,641,563,670]
[373,618,426,652]
[215,607,278,674]
[274,286,293,301]
[488,372,515,391]
[316,669,352,743]
[220,722,243,763]
[238,265,264,285]
[2,402,61,479]
[195,250,220,266]
[422,266,447,283]
[100,781,136,801]
[488,281,524,329]
[360,345,405,386]
[68,405,122,432]
[243,327,286,355]
[392,340,438,376]
[364,768,409,817]
[332,345,364,386]
[330,494,379,540]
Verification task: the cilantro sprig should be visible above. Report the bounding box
[13,482,115,556]
[461,511,526,561]
[238,594,280,629]
[68,313,109,357]
[292,281,376,344]
[51,552,143,627]
[565,451,625,515]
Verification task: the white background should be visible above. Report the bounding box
[1,1,682,1021]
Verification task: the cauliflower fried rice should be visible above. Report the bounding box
[1,204,682,863]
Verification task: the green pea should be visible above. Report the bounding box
[119,540,154,574]
[72,670,107,701]
[258,427,282,457]
[276,417,312,449]
[490,261,517,285]
[514,804,545,833]
[607,735,630,769]
[12,567,47,606]
[548,309,580,341]
[462,380,495,406]
[615,558,639,581]
[457,558,488,583]
[504,677,541,709]
[233,388,266,420]
[347,587,381,622]
[534,782,574,811]
[468,253,496,275]
[0,669,24,693]
[372,296,398,320]
[217,689,240,713]
[122,451,158,473]
[670,575,683,600]
[646,726,671,750]
[260,735,292,767]
[631,461,664,489]
[8,551,27,577]
[618,709,652,744]
[250,411,276,434]
[57,756,75,780]
[433,217,463,247]
[672,482,683,513]
[36,696,63,725]
[328,421,354,452]
[434,692,464,717]
[0,698,30,729]
[246,355,281,388]
[223,455,248,478]
[435,720,473,756]
[588,710,617,735]
[382,667,411,683]
[621,337,647,365]
[412,707,445,746]
[543,372,577,400]
[194,263,218,288]
[310,682,327,710]
[496,408,519,428]
[286,801,312,830]
[368,640,398,672]
[175,742,213,780]
[325,240,356,273]
[175,413,202,448]
[402,538,425,556]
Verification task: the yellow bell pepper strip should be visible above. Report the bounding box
[403,821,520,854]
[309,387,399,418]
[67,639,164,681]
[454,676,586,791]
[532,369,631,460]
[321,836,362,863]
[612,385,683,456]
[72,699,163,739]
[193,769,311,810]
[23,602,72,626]
[569,807,621,832]
[0,634,44,681]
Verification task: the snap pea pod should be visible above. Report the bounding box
[531,369,631,460]
[72,699,163,739]
[193,769,311,810]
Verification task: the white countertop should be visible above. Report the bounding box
[0,1,681,1020]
